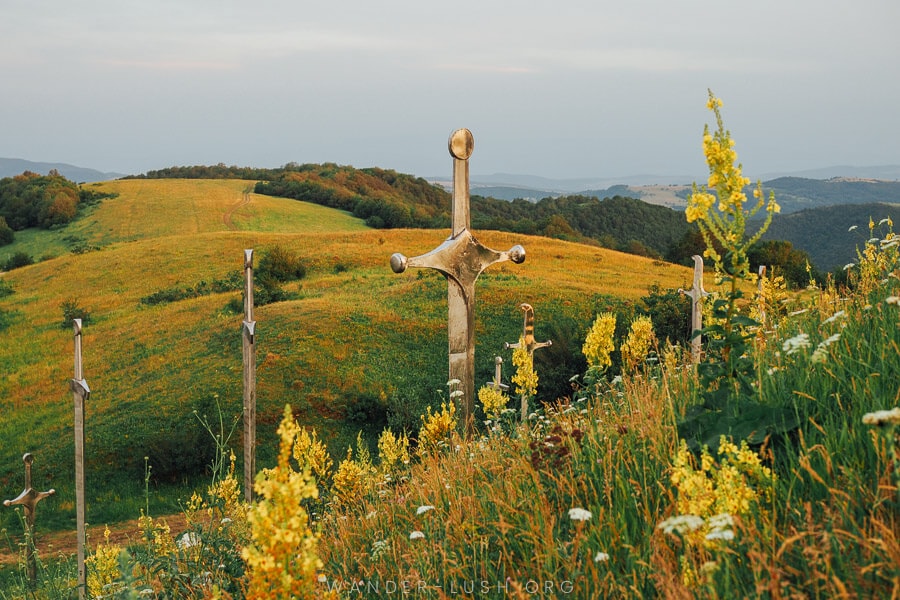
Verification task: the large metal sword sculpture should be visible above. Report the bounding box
[391,129,525,436]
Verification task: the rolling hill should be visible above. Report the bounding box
[0,178,700,531]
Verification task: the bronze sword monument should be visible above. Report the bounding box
[391,129,525,436]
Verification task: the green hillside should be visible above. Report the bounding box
[762,202,900,271]
[0,178,697,533]
[131,163,695,258]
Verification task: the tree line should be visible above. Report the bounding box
[0,170,114,246]
[1,163,820,288]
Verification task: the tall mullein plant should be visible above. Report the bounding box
[686,91,780,405]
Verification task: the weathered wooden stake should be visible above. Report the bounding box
[757,265,767,330]
[391,129,525,436]
[4,453,55,589]
[71,318,90,600]
[678,255,709,364]
[242,249,257,502]
[504,303,552,420]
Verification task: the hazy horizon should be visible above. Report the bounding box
[2,1,898,182]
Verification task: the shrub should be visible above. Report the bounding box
[3,251,33,271]
[60,297,91,328]
[0,216,13,245]
[257,245,307,282]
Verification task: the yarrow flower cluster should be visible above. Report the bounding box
[862,407,900,426]
[782,333,811,355]
[568,507,593,522]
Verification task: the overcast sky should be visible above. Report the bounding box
[2,0,898,182]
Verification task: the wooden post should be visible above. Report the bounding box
[678,255,708,364]
[242,249,257,502]
[71,319,90,600]
[757,265,767,330]
[391,129,525,437]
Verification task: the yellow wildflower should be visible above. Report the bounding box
[293,426,333,483]
[511,338,538,399]
[583,312,616,369]
[620,315,656,372]
[377,428,410,476]
[86,527,125,597]
[417,402,458,458]
[478,384,510,421]
[243,405,322,599]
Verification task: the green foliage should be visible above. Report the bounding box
[639,284,690,345]
[747,239,819,288]
[0,278,13,297]
[2,251,33,271]
[0,170,81,230]
[59,297,91,328]
[0,216,13,245]
[141,272,243,306]
[763,202,900,272]
[256,245,307,282]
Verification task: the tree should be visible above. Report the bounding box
[0,216,13,245]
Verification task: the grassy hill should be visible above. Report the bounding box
[0,178,699,532]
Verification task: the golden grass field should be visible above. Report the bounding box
[0,179,706,498]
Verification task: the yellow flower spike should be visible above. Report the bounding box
[511,339,539,399]
[583,312,617,369]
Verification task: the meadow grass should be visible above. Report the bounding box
[0,180,702,545]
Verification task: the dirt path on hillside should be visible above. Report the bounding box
[0,514,187,567]
[223,188,252,230]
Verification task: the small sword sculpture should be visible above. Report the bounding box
[678,255,709,363]
[485,356,509,393]
[391,129,525,437]
[4,453,55,588]
[242,249,257,502]
[71,318,90,600]
[504,303,552,420]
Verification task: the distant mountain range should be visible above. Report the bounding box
[0,158,124,183]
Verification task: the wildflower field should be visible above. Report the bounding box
[2,94,899,598]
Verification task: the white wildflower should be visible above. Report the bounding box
[705,529,735,541]
[416,505,435,515]
[706,513,734,531]
[409,530,425,540]
[822,310,845,324]
[843,263,855,271]
[782,333,811,355]
[568,507,593,522]
[594,551,610,562]
[886,296,900,306]
[657,514,705,535]
[177,532,201,549]
[862,408,900,426]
